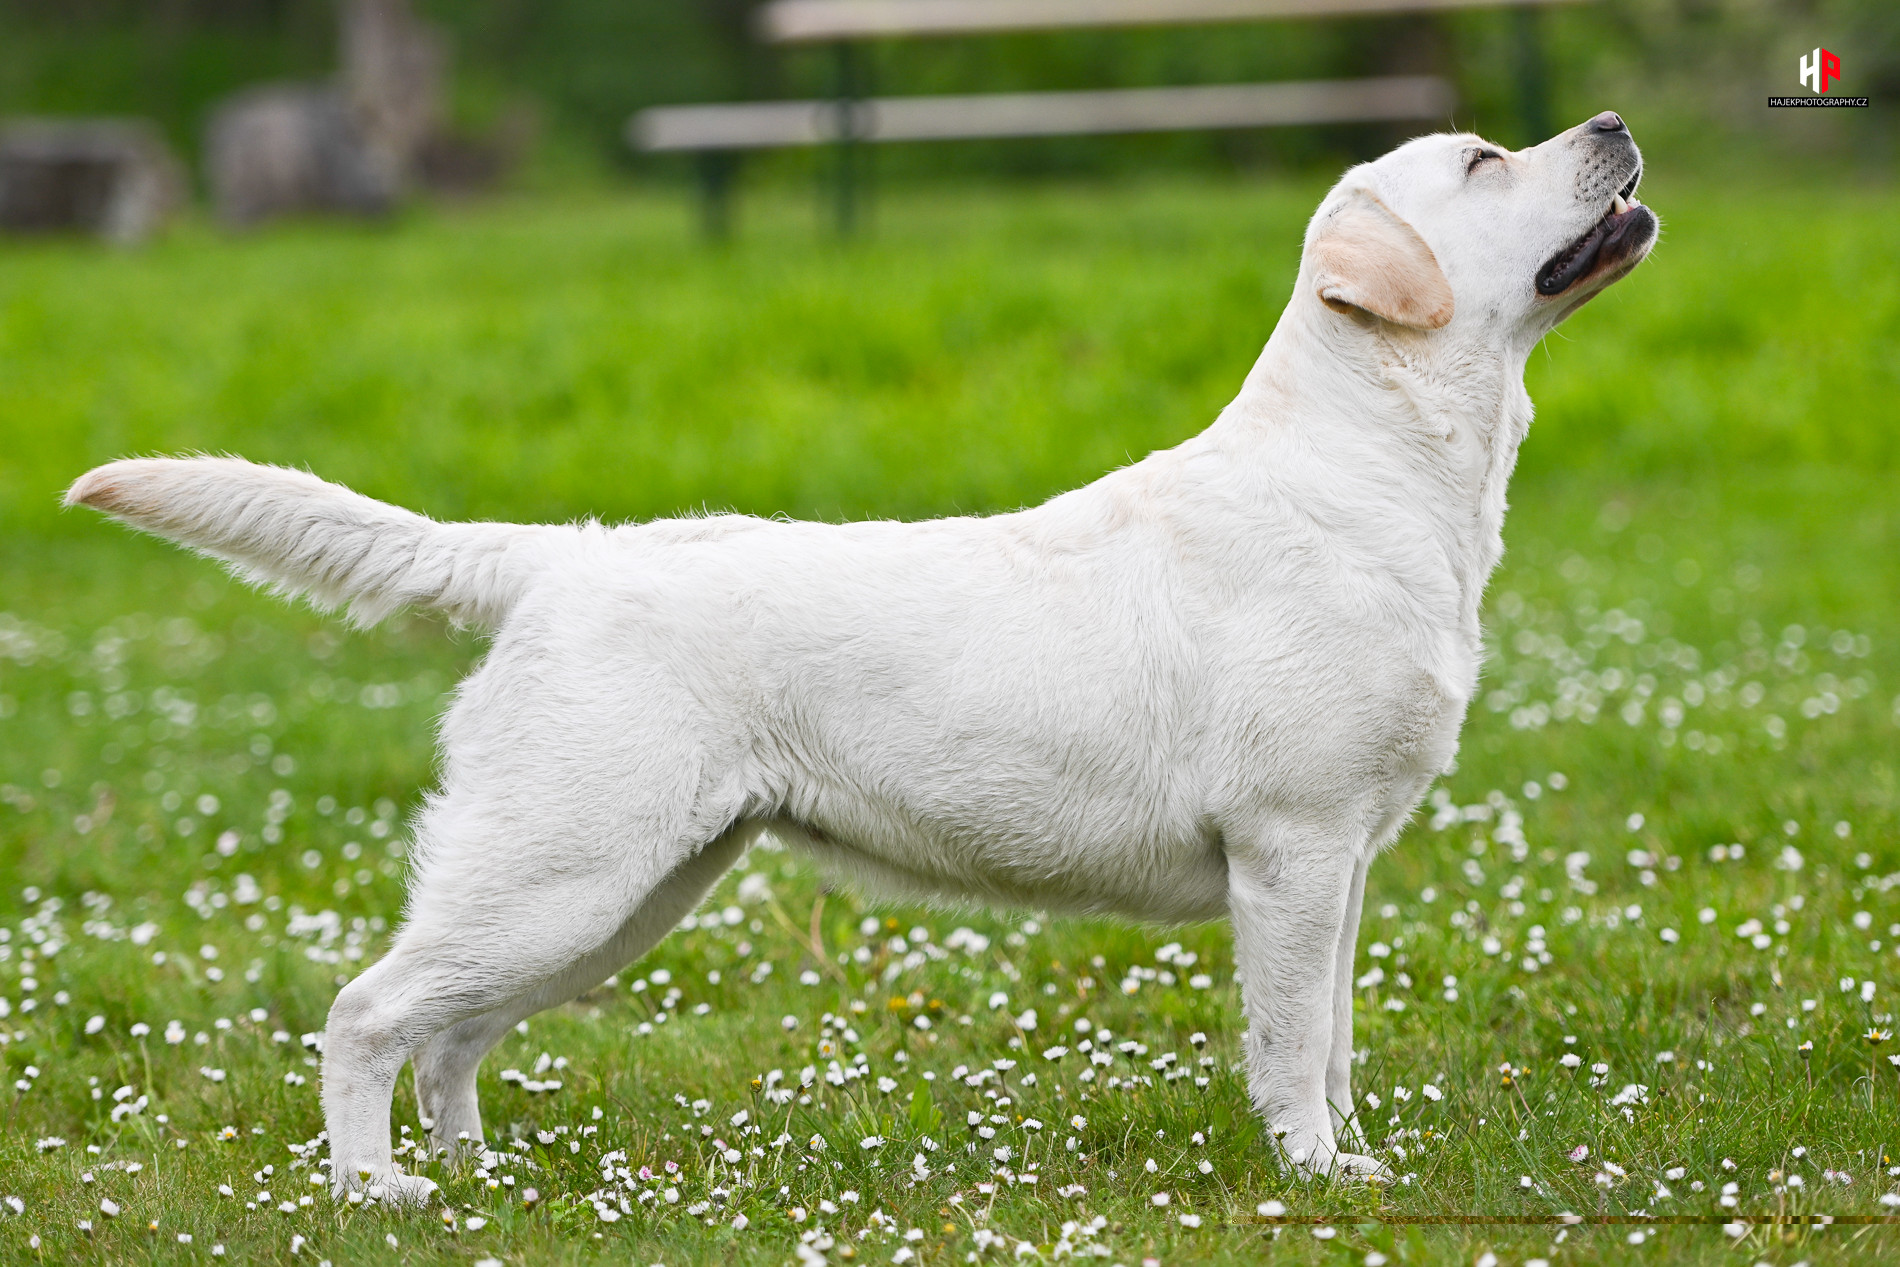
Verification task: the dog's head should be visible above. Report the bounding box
[1300,112,1658,344]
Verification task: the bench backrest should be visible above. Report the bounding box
[760,0,1574,43]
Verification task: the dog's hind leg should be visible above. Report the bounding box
[411,826,753,1156]
[321,779,750,1206]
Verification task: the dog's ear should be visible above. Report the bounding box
[1309,188,1454,331]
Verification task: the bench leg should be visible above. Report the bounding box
[695,150,740,241]
[834,130,858,238]
[1511,4,1551,146]
[832,41,867,237]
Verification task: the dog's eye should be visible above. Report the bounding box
[1466,149,1503,174]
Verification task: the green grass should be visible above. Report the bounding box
[1,175,1898,1266]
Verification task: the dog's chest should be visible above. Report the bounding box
[748,571,1471,917]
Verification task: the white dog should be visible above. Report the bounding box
[68,113,1655,1201]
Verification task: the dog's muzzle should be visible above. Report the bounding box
[1535,116,1658,298]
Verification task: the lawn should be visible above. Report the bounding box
[1,172,1898,1266]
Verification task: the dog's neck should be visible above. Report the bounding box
[1208,297,1535,681]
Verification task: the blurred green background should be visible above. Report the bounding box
[2,175,1897,540]
[3,7,1899,1262]
[2,0,1894,646]
[2,1,1895,650]
[2,0,1895,184]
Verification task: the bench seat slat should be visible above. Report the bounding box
[633,76,1454,151]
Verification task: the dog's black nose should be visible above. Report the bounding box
[1585,111,1627,135]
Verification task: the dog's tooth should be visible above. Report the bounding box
[1611,193,1629,216]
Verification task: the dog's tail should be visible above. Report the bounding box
[65,456,563,629]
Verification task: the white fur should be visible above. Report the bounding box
[67,117,1655,1201]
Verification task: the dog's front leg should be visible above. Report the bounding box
[1227,838,1388,1181]
[1325,852,1370,1146]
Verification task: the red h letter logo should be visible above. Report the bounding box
[1800,48,1842,94]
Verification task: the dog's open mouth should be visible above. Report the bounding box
[1535,168,1655,298]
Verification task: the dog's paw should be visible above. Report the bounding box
[332,1170,441,1208]
[1322,1151,1392,1183]
[425,1135,488,1164]
[1281,1141,1391,1184]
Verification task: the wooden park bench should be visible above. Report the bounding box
[631,0,1575,235]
